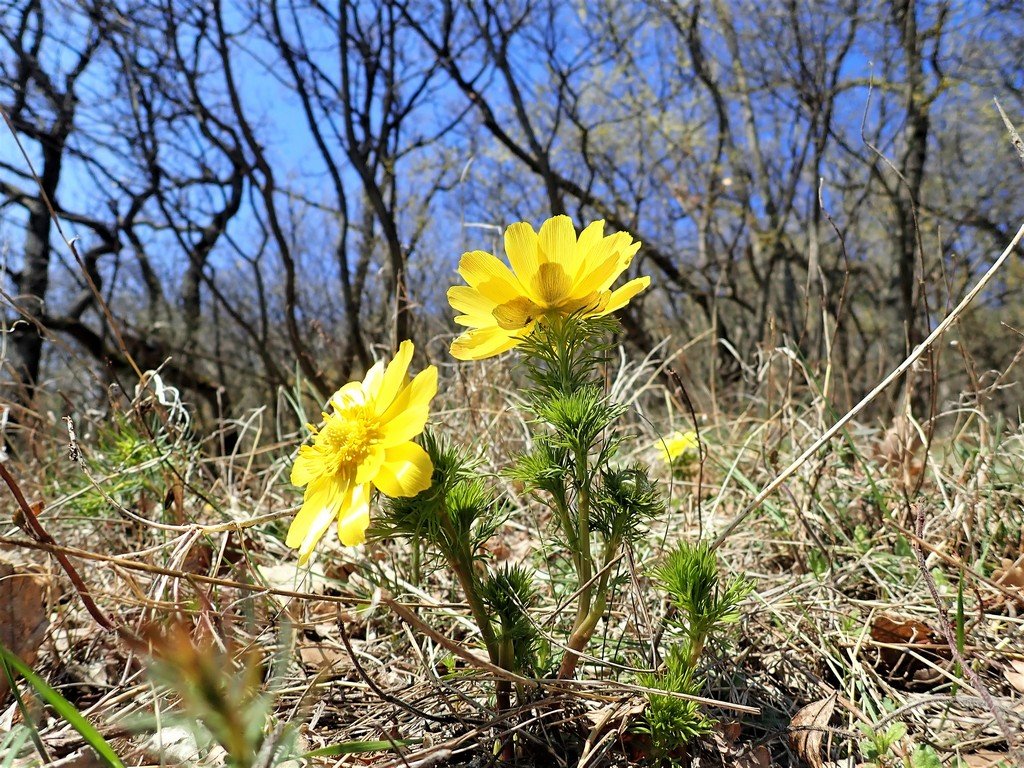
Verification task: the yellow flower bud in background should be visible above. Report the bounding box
[657,429,700,465]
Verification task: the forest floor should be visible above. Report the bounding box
[1,350,1023,768]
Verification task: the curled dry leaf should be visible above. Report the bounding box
[0,556,51,703]
[788,692,837,768]
[1004,659,1024,695]
[993,558,1024,590]
[868,614,945,688]
[983,557,1024,614]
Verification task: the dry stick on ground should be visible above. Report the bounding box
[709,217,1024,550]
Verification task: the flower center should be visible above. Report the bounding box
[319,406,380,474]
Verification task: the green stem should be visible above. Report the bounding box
[558,533,621,679]
[439,518,500,667]
[572,449,594,628]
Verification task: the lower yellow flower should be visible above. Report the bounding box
[287,340,436,562]
[657,430,699,464]
[447,215,650,360]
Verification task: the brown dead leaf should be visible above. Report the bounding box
[982,557,1024,614]
[993,558,1024,590]
[1004,659,1024,695]
[0,556,50,703]
[788,693,836,768]
[875,416,923,490]
[719,721,742,744]
[868,614,945,688]
[738,745,773,768]
[298,642,348,668]
[960,749,1015,767]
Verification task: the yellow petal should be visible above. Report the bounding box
[458,250,526,305]
[576,220,605,261]
[337,483,372,546]
[379,405,429,447]
[538,214,577,270]
[360,358,387,400]
[599,275,650,315]
[290,444,322,487]
[493,295,542,330]
[454,313,487,328]
[571,237,628,297]
[594,234,641,293]
[355,443,385,484]
[380,365,437,426]
[447,285,498,320]
[531,262,573,305]
[450,325,528,361]
[373,340,414,415]
[504,222,540,282]
[330,380,365,410]
[287,475,346,562]
[372,442,433,498]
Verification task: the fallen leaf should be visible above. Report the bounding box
[868,614,945,688]
[982,557,1024,614]
[0,556,50,703]
[788,693,836,768]
[993,558,1024,590]
[740,745,772,768]
[298,643,348,668]
[258,562,330,595]
[960,749,1015,767]
[720,721,742,744]
[1004,659,1024,695]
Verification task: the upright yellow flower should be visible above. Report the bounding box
[657,430,699,464]
[287,340,436,562]
[447,215,650,360]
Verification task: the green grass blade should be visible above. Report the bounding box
[1,655,51,764]
[0,727,33,768]
[0,642,125,768]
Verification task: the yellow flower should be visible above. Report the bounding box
[447,215,650,360]
[287,340,436,562]
[657,430,699,464]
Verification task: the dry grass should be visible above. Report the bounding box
[1,329,1023,767]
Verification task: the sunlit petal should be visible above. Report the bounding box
[337,483,372,546]
[458,250,526,305]
[290,445,322,487]
[381,365,437,425]
[601,275,650,315]
[504,222,540,285]
[448,285,498,318]
[360,358,387,400]
[374,339,414,416]
[372,442,433,498]
[538,214,577,270]
[287,475,347,563]
[450,325,526,361]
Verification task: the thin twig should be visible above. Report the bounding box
[711,218,1024,549]
[994,99,1024,172]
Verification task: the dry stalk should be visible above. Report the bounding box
[711,218,1024,550]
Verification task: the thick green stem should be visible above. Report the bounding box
[685,633,706,672]
[571,449,594,632]
[447,556,499,666]
[439,517,500,667]
[558,534,621,679]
